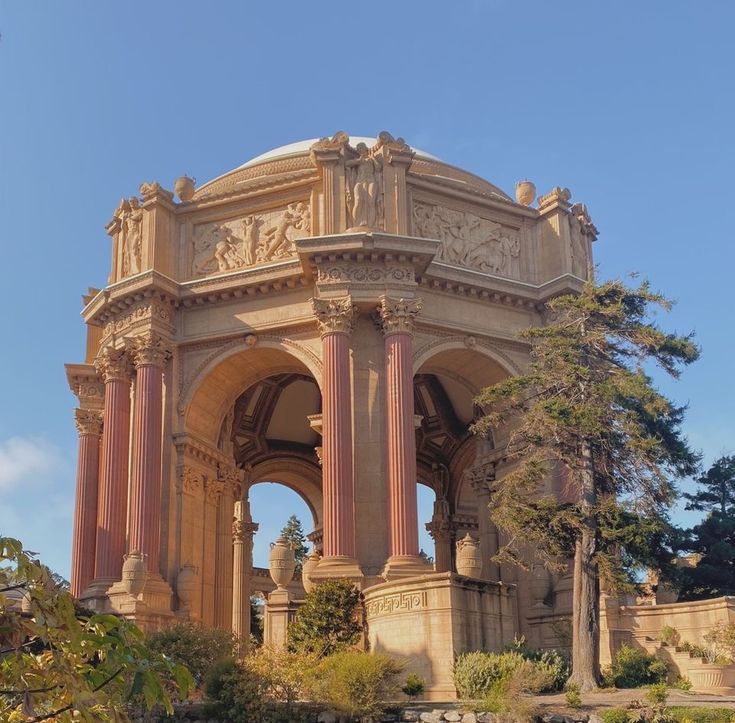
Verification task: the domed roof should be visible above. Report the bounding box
[194,135,511,202]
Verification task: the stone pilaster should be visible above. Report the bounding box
[378,296,429,579]
[425,517,454,574]
[232,499,258,651]
[468,464,500,581]
[127,332,173,574]
[310,296,362,580]
[70,408,103,598]
[93,347,133,584]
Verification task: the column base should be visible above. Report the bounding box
[106,572,175,632]
[264,587,297,650]
[79,577,117,611]
[310,555,364,583]
[381,555,433,581]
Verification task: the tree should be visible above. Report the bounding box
[0,537,192,721]
[287,578,361,656]
[474,279,699,691]
[677,456,735,600]
[280,515,309,574]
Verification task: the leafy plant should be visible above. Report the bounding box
[288,578,361,656]
[401,673,425,700]
[0,536,192,721]
[661,625,681,647]
[565,682,582,708]
[671,675,692,691]
[601,709,630,723]
[646,682,669,705]
[703,622,735,663]
[607,644,669,688]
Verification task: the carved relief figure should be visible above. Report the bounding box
[118,197,143,277]
[346,143,383,229]
[191,202,311,277]
[412,202,521,278]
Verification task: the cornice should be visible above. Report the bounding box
[173,432,231,469]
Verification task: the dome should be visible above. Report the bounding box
[193,134,511,202]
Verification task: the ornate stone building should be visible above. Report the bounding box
[66,132,598,697]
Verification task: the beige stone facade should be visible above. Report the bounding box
[66,132,601,695]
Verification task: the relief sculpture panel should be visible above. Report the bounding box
[412,201,521,279]
[191,202,310,278]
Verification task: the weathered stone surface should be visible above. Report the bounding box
[461,714,478,723]
[445,713,462,722]
[317,711,337,723]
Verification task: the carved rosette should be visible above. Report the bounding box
[74,408,103,437]
[129,332,173,369]
[312,296,356,336]
[94,347,133,383]
[377,296,422,336]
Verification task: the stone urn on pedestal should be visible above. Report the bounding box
[301,550,320,594]
[456,534,482,578]
[530,563,552,608]
[176,565,197,612]
[121,551,147,597]
[174,175,196,201]
[268,536,296,590]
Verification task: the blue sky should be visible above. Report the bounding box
[1,2,733,576]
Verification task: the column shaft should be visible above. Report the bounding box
[94,374,131,580]
[321,331,356,558]
[385,332,419,557]
[70,410,102,597]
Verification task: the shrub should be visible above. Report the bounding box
[661,625,681,648]
[672,675,692,691]
[288,578,361,656]
[608,644,670,688]
[147,622,238,687]
[565,682,582,708]
[308,651,403,718]
[401,673,425,700]
[601,709,630,723]
[703,622,735,663]
[453,650,525,699]
[246,646,317,705]
[646,682,669,705]
[667,708,735,723]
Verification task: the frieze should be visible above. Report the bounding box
[412,201,521,278]
[365,590,428,618]
[191,202,310,278]
[316,265,415,285]
[103,302,172,339]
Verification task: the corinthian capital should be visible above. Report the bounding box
[74,408,103,436]
[129,332,173,369]
[377,296,422,336]
[312,296,356,336]
[94,347,132,383]
[232,519,259,542]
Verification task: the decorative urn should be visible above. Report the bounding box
[121,551,147,596]
[456,534,482,578]
[301,550,321,594]
[177,565,197,609]
[174,175,196,201]
[268,536,296,589]
[515,179,536,206]
[530,563,551,607]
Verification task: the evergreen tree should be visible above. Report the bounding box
[678,456,735,600]
[280,514,309,573]
[474,279,699,691]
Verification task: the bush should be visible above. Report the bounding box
[565,682,582,708]
[646,682,669,705]
[703,622,735,663]
[671,675,692,691]
[288,578,361,656]
[667,707,735,723]
[607,644,670,688]
[401,673,425,700]
[247,646,317,705]
[601,709,630,723]
[148,622,238,687]
[308,651,403,719]
[661,625,681,647]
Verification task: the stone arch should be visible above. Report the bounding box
[183,339,322,446]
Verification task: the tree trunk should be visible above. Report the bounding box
[567,443,601,691]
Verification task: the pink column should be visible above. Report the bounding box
[379,296,425,576]
[94,348,132,581]
[312,297,358,563]
[70,408,103,597]
[128,333,171,574]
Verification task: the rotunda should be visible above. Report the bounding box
[65,131,597,697]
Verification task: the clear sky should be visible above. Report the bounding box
[1,2,733,577]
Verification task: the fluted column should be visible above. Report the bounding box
[232,498,258,652]
[128,332,172,574]
[378,296,428,579]
[70,409,103,597]
[93,348,132,581]
[310,297,362,579]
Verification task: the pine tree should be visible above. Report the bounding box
[474,279,699,691]
[280,514,309,573]
[678,456,735,600]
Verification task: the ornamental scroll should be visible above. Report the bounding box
[191,202,311,278]
[412,201,521,278]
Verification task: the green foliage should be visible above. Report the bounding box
[703,622,735,663]
[661,625,681,647]
[646,682,669,705]
[601,709,630,723]
[606,644,670,688]
[679,640,707,659]
[287,578,361,656]
[250,595,264,646]
[671,675,692,691]
[401,673,425,699]
[565,682,582,708]
[667,708,735,723]
[0,536,192,722]
[147,621,238,687]
[453,645,569,699]
[307,651,403,719]
[279,515,309,574]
